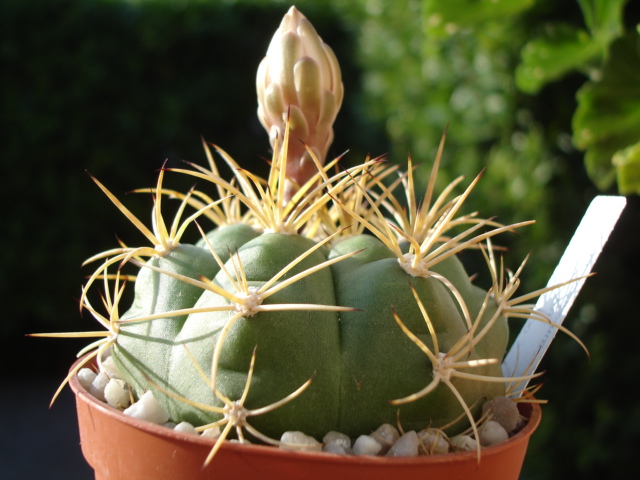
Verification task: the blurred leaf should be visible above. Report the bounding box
[572,31,640,191]
[516,24,600,94]
[423,0,534,37]
[613,141,640,195]
[577,0,627,43]
[516,0,627,94]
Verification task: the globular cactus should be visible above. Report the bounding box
[45,6,582,461]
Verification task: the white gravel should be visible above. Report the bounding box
[477,420,509,446]
[89,372,110,403]
[173,421,198,435]
[80,358,527,458]
[77,368,97,391]
[201,426,222,439]
[483,396,521,433]
[322,431,353,454]
[99,356,122,380]
[371,423,399,454]
[417,428,450,455]
[352,435,383,456]
[103,378,130,409]
[450,434,478,452]
[386,431,420,457]
[279,431,322,451]
[123,390,169,424]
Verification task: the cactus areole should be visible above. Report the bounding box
[51,6,577,458]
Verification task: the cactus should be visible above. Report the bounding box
[37,6,586,463]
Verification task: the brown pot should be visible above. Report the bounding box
[70,356,541,480]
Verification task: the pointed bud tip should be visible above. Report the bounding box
[258,5,344,187]
[287,6,303,17]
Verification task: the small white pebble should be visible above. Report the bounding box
[387,431,420,457]
[77,368,97,391]
[323,430,351,446]
[417,428,450,455]
[201,426,222,439]
[371,423,400,454]
[450,434,478,452]
[483,396,521,433]
[104,378,130,409]
[279,431,322,451]
[99,356,122,380]
[173,421,198,435]
[123,390,170,425]
[322,431,352,454]
[323,441,350,455]
[89,372,110,402]
[478,420,509,446]
[353,435,382,456]
[100,345,112,360]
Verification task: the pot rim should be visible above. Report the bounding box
[69,354,541,466]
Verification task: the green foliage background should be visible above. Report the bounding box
[1,0,638,478]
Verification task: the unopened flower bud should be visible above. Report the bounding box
[257,6,343,198]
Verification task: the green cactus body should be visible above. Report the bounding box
[329,234,507,435]
[195,222,262,254]
[113,244,219,411]
[112,227,508,439]
[429,253,510,362]
[167,232,342,438]
[113,224,259,415]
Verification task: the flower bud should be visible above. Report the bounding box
[257,6,343,198]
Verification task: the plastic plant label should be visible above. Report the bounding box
[502,195,627,396]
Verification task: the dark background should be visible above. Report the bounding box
[1,1,637,478]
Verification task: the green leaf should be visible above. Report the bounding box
[423,0,534,37]
[572,31,640,192]
[515,0,627,94]
[577,0,627,44]
[516,24,600,94]
[613,141,640,195]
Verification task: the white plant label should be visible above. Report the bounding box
[502,195,627,396]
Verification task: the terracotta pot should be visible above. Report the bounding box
[70,356,541,480]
